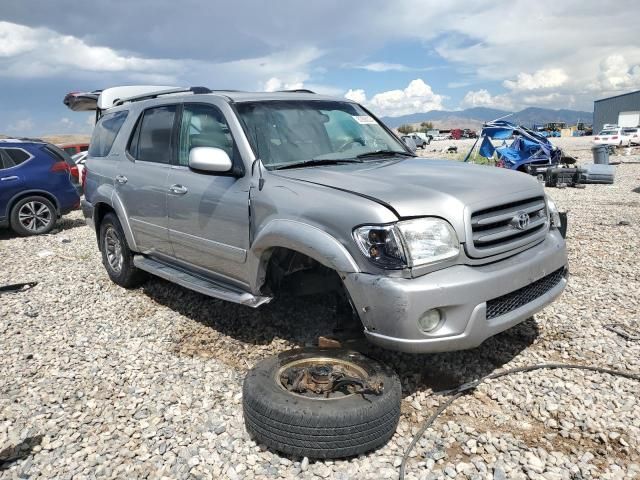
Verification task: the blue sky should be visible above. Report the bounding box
[1,0,639,136]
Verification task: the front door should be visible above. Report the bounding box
[117,104,177,255]
[167,102,250,282]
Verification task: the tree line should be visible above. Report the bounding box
[397,121,434,134]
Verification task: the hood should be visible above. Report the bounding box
[273,158,543,236]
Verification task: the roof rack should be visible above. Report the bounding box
[113,86,212,106]
[278,89,316,94]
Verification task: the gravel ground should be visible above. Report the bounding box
[1,137,639,479]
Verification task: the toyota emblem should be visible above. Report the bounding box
[513,211,530,230]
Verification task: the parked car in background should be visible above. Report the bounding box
[432,133,451,141]
[593,127,631,147]
[407,133,428,149]
[400,135,418,151]
[58,143,89,156]
[622,127,640,145]
[462,129,478,139]
[413,132,433,145]
[0,139,80,235]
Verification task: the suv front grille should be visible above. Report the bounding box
[468,196,548,257]
[485,268,566,320]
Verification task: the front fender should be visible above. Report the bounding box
[247,219,361,292]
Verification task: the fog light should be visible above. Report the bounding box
[418,309,442,333]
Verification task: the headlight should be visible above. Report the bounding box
[353,224,406,269]
[546,195,562,229]
[353,218,459,269]
[396,218,459,266]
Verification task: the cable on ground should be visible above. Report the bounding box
[399,363,640,479]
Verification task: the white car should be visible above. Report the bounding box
[593,127,630,147]
[622,127,640,145]
[72,151,88,187]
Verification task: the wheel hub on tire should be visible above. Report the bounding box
[104,227,123,273]
[278,357,383,398]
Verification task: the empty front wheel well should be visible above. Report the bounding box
[260,247,344,297]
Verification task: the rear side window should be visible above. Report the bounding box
[128,105,176,164]
[89,110,129,157]
[0,149,14,169]
[2,148,31,166]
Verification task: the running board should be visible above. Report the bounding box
[133,256,271,308]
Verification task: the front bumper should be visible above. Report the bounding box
[343,230,568,353]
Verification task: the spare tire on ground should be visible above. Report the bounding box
[242,347,402,459]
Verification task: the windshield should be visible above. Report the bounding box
[600,130,618,135]
[236,100,408,169]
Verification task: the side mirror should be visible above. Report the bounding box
[188,147,232,173]
[402,136,417,152]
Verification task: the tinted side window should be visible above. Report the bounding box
[4,148,31,165]
[88,110,129,157]
[0,149,14,169]
[130,105,176,164]
[178,104,234,166]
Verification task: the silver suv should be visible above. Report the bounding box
[81,87,568,353]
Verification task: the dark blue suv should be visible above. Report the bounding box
[0,140,80,236]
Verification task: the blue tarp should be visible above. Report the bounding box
[478,135,496,158]
[476,120,561,170]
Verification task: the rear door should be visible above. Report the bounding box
[117,105,177,256]
[166,102,250,281]
[0,148,28,221]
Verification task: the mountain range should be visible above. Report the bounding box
[381,107,593,130]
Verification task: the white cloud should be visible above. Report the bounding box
[6,118,34,133]
[0,21,323,93]
[503,68,568,92]
[356,62,412,72]
[263,77,305,92]
[346,79,445,117]
[0,21,181,78]
[595,54,640,91]
[344,88,367,104]
[460,89,513,111]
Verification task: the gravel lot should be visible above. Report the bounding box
[1,137,639,479]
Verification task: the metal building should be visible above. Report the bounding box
[593,90,640,133]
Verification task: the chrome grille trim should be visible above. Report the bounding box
[466,196,548,258]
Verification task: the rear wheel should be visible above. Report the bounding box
[10,196,56,236]
[243,348,402,459]
[99,213,147,288]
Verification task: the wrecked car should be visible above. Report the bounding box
[70,86,568,457]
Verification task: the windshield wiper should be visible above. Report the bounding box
[356,150,416,159]
[273,158,362,170]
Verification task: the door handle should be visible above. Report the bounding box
[115,175,128,184]
[1,176,18,181]
[169,184,188,195]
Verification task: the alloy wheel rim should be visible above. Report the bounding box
[104,227,123,273]
[18,201,53,233]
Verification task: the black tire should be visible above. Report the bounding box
[243,348,401,459]
[10,196,57,236]
[99,212,147,288]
